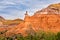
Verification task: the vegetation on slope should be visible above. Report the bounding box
[0,31,60,40]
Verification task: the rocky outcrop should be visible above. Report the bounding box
[4,3,60,36]
[0,18,23,36]
[0,16,5,21]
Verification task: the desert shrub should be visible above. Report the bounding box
[7,37,13,40]
[0,36,7,40]
[16,34,24,40]
[56,32,60,40]
[0,31,60,40]
[24,30,45,40]
[34,31,45,40]
[16,31,57,40]
[24,34,33,40]
[44,32,56,40]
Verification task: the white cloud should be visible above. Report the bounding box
[0,1,15,5]
[0,0,60,19]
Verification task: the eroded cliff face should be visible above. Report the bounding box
[5,3,60,36]
[25,14,60,32]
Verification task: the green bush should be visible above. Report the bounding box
[16,34,24,40]
[1,31,60,40]
[44,32,56,40]
[56,32,60,40]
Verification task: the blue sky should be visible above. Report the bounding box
[0,0,60,20]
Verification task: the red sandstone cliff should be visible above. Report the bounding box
[5,3,60,36]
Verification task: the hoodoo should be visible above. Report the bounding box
[24,11,30,21]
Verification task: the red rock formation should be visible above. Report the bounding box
[5,3,60,36]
